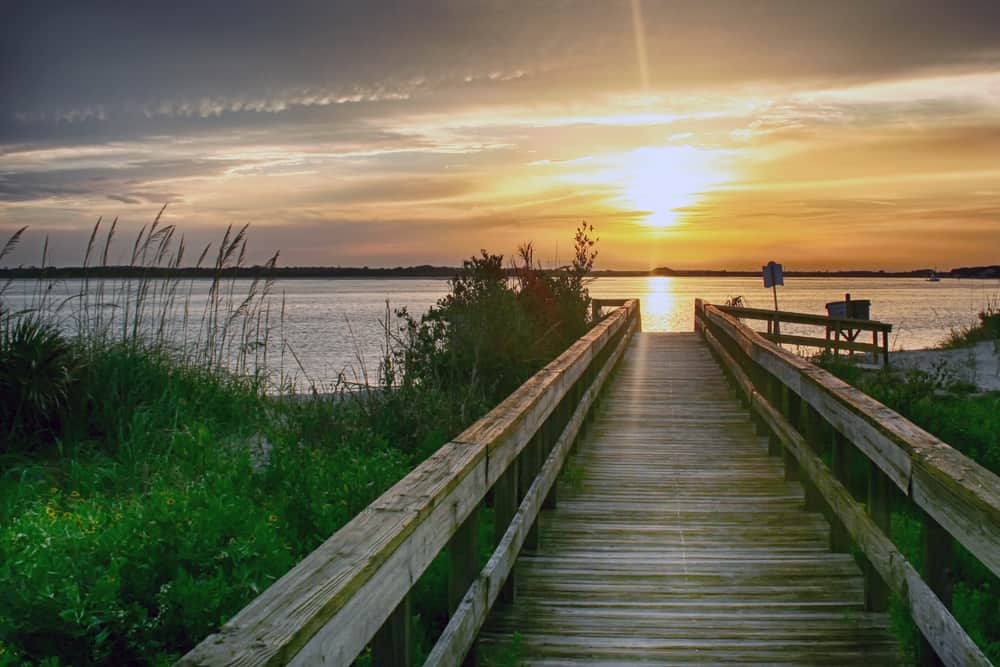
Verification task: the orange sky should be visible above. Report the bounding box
[2,1,1000,270]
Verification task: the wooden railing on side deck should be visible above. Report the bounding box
[179,300,642,667]
[695,299,999,667]
[717,304,892,365]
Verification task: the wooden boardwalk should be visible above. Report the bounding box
[481,333,906,665]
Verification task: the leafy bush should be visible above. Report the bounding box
[395,223,597,424]
[0,221,599,665]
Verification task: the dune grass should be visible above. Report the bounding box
[0,218,598,665]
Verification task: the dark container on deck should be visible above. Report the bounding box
[825,294,870,320]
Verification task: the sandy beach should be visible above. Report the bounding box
[891,340,1000,392]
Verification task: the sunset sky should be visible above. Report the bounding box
[2,1,1000,269]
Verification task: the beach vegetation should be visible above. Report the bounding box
[941,298,1000,349]
[0,217,598,665]
[820,358,999,663]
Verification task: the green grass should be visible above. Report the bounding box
[0,345,414,665]
[940,298,1000,349]
[0,220,599,665]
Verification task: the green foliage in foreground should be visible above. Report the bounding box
[0,346,412,665]
[821,360,1000,663]
[940,299,1000,350]
[0,223,598,665]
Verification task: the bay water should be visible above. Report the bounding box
[4,276,997,389]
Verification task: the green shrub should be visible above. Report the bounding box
[0,221,599,665]
[0,318,81,448]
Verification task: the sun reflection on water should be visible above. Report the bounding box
[640,275,678,331]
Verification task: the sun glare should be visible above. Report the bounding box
[615,146,730,228]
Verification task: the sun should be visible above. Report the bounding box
[615,146,730,228]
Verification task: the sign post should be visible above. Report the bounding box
[762,261,784,339]
[762,261,783,311]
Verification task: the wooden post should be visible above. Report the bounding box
[766,375,782,456]
[882,329,890,367]
[801,406,825,511]
[872,330,879,364]
[919,514,953,667]
[829,431,851,553]
[865,462,890,611]
[372,594,412,667]
[751,365,770,437]
[494,463,518,603]
[520,435,542,552]
[780,386,801,481]
[448,505,480,615]
[542,407,558,510]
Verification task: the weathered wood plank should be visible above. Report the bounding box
[763,331,878,354]
[424,311,636,667]
[706,333,991,667]
[179,304,639,666]
[484,333,906,665]
[718,304,892,332]
[701,303,1000,579]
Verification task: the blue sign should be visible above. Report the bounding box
[763,261,784,288]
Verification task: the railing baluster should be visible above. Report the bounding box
[448,505,480,615]
[520,434,542,552]
[829,430,851,553]
[919,514,953,667]
[801,405,825,511]
[372,593,412,667]
[542,406,559,510]
[781,387,802,482]
[494,462,519,604]
[864,462,891,612]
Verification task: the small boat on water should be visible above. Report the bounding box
[927,270,941,282]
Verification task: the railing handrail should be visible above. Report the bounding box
[717,304,893,332]
[179,300,641,666]
[695,299,999,667]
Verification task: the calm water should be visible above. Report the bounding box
[5,276,997,388]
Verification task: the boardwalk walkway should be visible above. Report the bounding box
[482,333,905,665]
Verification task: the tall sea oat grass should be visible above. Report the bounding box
[1,210,283,382]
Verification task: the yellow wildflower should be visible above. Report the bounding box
[166,497,176,506]
[45,506,57,519]
[268,514,279,523]
[70,491,81,498]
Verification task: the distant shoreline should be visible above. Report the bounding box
[2,265,998,280]
[0,265,1000,280]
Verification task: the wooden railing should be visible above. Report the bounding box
[717,304,892,365]
[179,300,642,666]
[695,300,999,667]
[590,297,630,322]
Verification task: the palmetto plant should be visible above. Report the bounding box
[0,315,80,445]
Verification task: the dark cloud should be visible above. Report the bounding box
[0,158,227,202]
[4,1,1000,141]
